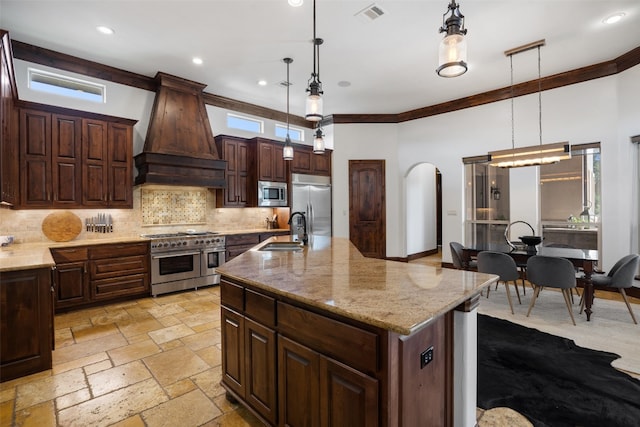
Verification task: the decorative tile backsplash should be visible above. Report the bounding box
[141,188,207,225]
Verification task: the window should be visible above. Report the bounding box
[226,113,263,133]
[28,68,105,103]
[275,124,303,142]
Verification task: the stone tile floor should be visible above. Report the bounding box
[1,250,636,426]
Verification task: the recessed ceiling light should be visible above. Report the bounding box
[288,0,303,7]
[603,12,625,25]
[96,26,114,35]
[192,57,203,65]
[257,80,267,86]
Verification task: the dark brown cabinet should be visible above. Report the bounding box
[216,135,249,207]
[51,246,89,310]
[82,119,133,207]
[89,242,149,301]
[253,138,286,183]
[0,267,53,382]
[220,278,379,426]
[0,30,19,206]
[51,241,150,312]
[221,281,278,425]
[15,103,135,209]
[290,144,332,176]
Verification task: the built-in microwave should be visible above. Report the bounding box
[258,181,288,207]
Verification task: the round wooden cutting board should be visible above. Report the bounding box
[42,211,83,242]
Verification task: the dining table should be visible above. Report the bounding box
[462,243,599,321]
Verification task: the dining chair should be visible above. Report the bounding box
[580,254,640,324]
[526,255,578,325]
[449,242,477,270]
[477,251,521,314]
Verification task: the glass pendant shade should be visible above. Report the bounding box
[283,137,294,161]
[437,34,467,77]
[313,128,325,153]
[305,92,323,121]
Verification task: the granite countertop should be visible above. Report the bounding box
[0,236,149,273]
[217,235,498,335]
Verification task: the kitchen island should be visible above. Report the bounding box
[216,236,497,426]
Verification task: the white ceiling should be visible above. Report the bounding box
[1,1,638,118]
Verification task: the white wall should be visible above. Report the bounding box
[332,67,640,269]
[406,163,437,255]
[331,123,400,256]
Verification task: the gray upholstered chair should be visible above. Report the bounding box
[477,251,521,314]
[449,241,477,270]
[580,254,640,324]
[526,255,578,325]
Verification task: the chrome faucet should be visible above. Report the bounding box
[288,211,308,245]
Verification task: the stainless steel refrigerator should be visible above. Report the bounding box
[291,173,332,237]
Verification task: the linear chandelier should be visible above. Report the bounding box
[488,39,571,168]
[305,0,323,121]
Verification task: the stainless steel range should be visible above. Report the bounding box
[142,232,225,296]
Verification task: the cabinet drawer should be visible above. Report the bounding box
[221,279,244,312]
[277,302,378,374]
[89,242,149,259]
[51,247,88,262]
[226,233,260,246]
[92,274,149,300]
[90,255,148,280]
[245,289,275,328]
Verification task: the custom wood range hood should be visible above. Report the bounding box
[134,72,226,188]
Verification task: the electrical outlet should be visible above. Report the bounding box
[420,346,434,369]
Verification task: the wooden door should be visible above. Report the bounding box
[349,160,386,259]
[20,108,51,207]
[278,335,320,427]
[107,122,132,207]
[245,318,277,424]
[222,307,246,398]
[82,119,108,205]
[319,356,378,427]
[51,114,81,205]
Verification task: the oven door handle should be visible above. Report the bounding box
[152,251,201,259]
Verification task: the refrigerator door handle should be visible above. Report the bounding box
[309,203,313,234]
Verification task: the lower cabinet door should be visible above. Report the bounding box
[245,318,277,425]
[278,335,320,427]
[320,357,379,427]
[221,307,245,398]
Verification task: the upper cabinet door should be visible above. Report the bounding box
[52,114,82,205]
[107,122,133,207]
[82,119,108,205]
[20,109,52,207]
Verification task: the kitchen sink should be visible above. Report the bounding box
[258,241,304,252]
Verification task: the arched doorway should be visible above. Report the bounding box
[405,162,441,260]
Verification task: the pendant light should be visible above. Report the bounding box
[305,0,323,121]
[313,125,325,153]
[283,57,294,161]
[488,40,571,168]
[436,0,468,78]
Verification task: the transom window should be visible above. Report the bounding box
[226,113,264,133]
[28,68,105,103]
[275,124,303,142]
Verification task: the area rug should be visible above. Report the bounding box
[477,314,640,427]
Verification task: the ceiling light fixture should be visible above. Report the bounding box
[436,0,468,78]
[489,39,571,168]
[603,12,625,25]
[283,58,294,161]
[96,26,114,35]
[192,57,203,65]
[305,0,324,121]
[313,125,325,154]
[288,0,304,7]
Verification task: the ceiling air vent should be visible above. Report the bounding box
[355,3,386,23]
